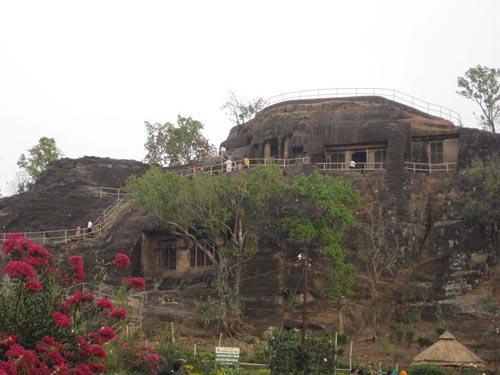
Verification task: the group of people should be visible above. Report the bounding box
[220,146,250,173]
[75,221,93,237]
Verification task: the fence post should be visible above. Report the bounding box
[64,230,67,243]
[100,187,103,199]
[334,331,338,375]
[43,233,46,246]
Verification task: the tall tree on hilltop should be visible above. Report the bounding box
[457,65,500,133]
[17,137,62,192]
[144,115,215,167]
[221,90,266,126]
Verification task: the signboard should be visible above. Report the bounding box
[215,346,240,365]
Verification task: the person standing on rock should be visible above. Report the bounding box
[86,221,93,234]
[224,158,233,173]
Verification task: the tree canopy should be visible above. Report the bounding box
[144,115,215,167]
[17,137,62,192]
[457,65,500,133]
[126,166,361,334]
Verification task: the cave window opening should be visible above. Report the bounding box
[292,146,304,158]
[374,149,387,169]
[159,241,177,270]
[189,246,212,267]
[430,141,444,164]
[351,151,367,168]
[270,138,279,158]
[327,151,346,167]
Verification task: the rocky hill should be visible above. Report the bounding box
[1,98,499,369]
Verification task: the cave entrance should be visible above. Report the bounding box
[351,151,366,168]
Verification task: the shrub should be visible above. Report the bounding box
[268,330,337,375]
[409,364,448,375]
[0,233,157,374]
[337,334,348,345]
[417,336,434,348]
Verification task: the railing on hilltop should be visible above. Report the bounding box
[175,157,310,177]
[316,162,385,171]
[0,197,128,245]
[265,88,462,126]
[0,157,458,244]
[404,161,457,173]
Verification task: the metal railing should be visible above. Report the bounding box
[265,88,462,126]
[0,198,128,245]
[316,162,385,171]
[176,157,311,177]
[404,161,457,173]
[89,186,129,199]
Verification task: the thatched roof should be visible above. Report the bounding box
[412,331,485,368]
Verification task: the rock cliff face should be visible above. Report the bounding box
[1,98,499,367]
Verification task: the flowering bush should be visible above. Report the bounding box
[0,233,154,374]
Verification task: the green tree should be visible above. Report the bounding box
[17,137,61,191]
[144,115,215,167]
[126,165,287,334]
[454,157,500,296]
[351,201,402,334]
[281,172,361,333]
[457,65,500,133]
[221,91,266,126]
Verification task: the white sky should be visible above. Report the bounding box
[1,0,499,195]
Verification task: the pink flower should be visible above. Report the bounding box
[75,336,92,356]
[88,363,105,374]
[0,360,16,375]
[122,277,146,291]
[95,298,113,310]
[62,291,95,310]
[6,343,39,369]
[2,233,30,257]
[147,353,162,363]
[48,351,66,365]
[52,363,69,374]
[67,255,85,281]
[98,326,116,342]
[52,312,71,328]
[89,345,106,358]
[25,279,43,293]
[110,308,127,320]
[111,253,131,268]
[35,336,62,354]
[29,364,51,374]
[73,364,94,375]
[4,261,36,279]
[0,333,18,348]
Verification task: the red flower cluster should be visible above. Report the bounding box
[25,279,43,293]
[95,298,113,310]
[0,236,160,374]
[122,277,146,291]
[67,255,85,281]
[4,260,36,279]
[111,253,131,268]
[109,308,126,320]
[52,312,72,328]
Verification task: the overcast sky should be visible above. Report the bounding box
[1,0,499,195]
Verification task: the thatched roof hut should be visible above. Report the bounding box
[412,331,485,368]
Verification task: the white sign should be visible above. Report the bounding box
[215,346,240,365]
